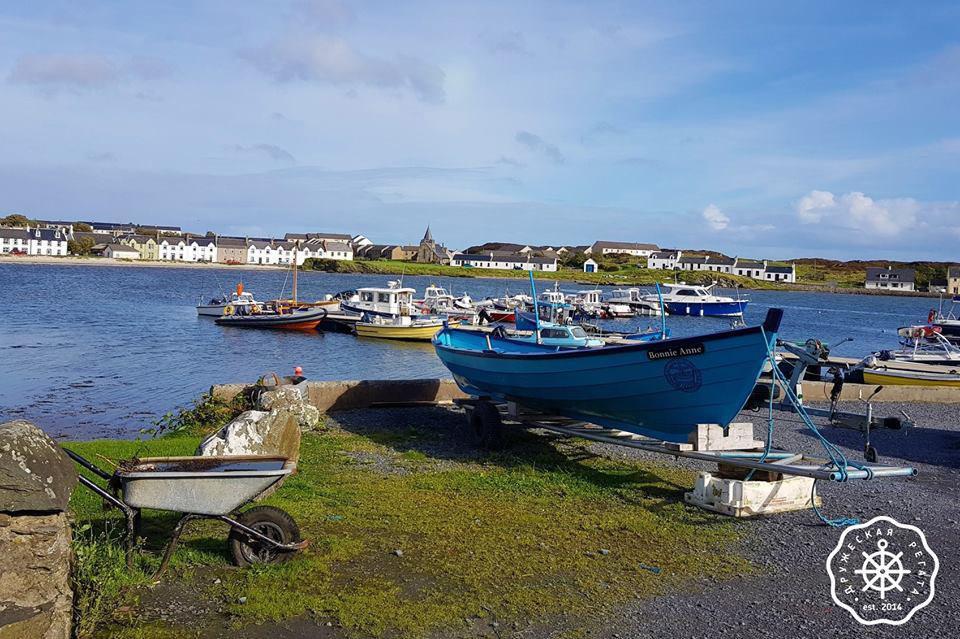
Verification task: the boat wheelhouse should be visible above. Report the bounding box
[197,285,264,317]
[341,282,420,317]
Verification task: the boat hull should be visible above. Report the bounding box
[355,322,446,341]
[862,368,960,388]
[215,308,326,331]
[663,300,748,317]
[434,309,782,442]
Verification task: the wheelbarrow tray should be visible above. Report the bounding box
[116,456,294,516]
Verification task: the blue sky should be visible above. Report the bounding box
[1,1,959,260]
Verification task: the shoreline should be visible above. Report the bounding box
[1,254,945,298]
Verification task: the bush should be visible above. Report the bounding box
[146,391,251,437]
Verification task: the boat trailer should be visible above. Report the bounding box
[773,338,913,462]
[454,398,916,518]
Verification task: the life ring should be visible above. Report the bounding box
[224,305,235,316]
[251,304,262,314]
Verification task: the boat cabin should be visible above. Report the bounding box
[532,324,604,348]
[573,289,602,307]
[351,284,417,316]
[539,288,566,305]
[610,288,643,303]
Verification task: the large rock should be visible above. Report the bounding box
[197,410,301,464]
[0,420,77,513]
[258,385,322,431]
[0,512,73,639]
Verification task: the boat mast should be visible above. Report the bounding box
[292,242,298,304]
[529,270,541,343]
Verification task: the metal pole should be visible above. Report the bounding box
[529,270,541,343]
[654,281,666,339]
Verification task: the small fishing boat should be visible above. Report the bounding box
[606,288,663,316]
[215,306,327,331]
[642,282,747,317]
[340,282,422,317]
[930,296,960,342]
[355,315,448,341]
[875,326,960,366]
[197,284,264,317]
[433,307,783,443]
[860,365,960,388]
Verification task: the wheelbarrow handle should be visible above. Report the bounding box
[64,448,114,481]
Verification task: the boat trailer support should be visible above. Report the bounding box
[455,399,917,483]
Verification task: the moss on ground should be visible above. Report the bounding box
[67,421,751,638]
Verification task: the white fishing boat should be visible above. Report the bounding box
[874,326,960,366]
[340,281,422,317]
[197,284,264,317]
[606,288,663,316]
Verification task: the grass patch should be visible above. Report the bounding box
[68,420,751,638]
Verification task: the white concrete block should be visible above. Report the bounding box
[689,423,764,451]
[684,471,821,517]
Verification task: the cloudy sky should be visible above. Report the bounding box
[2,1,959,259]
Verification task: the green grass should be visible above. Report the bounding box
[68,425,750,638]
[305,258,781,289]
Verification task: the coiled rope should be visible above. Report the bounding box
[758,328,871,527]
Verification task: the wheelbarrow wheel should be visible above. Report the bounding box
[228,506,301,567]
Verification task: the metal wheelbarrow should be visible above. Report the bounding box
[66,450,308,578]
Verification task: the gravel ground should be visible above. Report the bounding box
[331,400,960,638]
[594,399,960,639]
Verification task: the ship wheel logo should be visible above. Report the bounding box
[827,516,939,626]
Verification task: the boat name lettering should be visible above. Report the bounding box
[647,343,705,360]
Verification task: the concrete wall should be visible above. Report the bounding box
[794,380,960,403]
[211,378,468,412]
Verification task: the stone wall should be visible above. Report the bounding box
[0,420,77,639]
[210,378,468,413]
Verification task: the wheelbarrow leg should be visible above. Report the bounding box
[124,507,141,571]
[153,514,198,580]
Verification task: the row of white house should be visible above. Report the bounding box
[0,226,69,256]
[647,250,797,283]
[450,252,559,272]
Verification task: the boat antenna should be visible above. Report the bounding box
[529,270,541,344]
[654,281,667,340]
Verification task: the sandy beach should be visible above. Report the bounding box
[0,254,287,271]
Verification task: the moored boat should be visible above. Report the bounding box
[340,282,422,317]
[433,308,783,442]
[355,315,447,341]
[643,282,747,317]
[861,366,960,388]
[197,284,264,316]
[215,306,327,330]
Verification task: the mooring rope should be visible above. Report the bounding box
[759,328,871,527]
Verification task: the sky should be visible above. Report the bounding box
[1,1,959,260]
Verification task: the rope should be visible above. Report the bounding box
[759,328,871,527]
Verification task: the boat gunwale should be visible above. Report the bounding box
[434,308,782,361]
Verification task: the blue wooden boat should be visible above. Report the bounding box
[433,308,783,442]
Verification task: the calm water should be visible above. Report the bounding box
[0,263,940,438]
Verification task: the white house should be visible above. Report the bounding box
[734,260,765,279]
[247,239,279,265]
[451,252,558,272]
[865,266,914,291]
[104,244,141,260]
[677,255,709,271]
[583,258,598,273]
[27,227,69,256]
[762,264,796,283]
[647,250,682,269]
[586,241,659,257]
[0,227,30,254]
[184,236,217,262]
[158,237,187,261]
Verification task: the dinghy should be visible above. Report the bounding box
[433,308,783,443]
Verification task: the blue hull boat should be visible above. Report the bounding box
[433,308,783,442]
[664,300,748,317]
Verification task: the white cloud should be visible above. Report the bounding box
[702,203,730,230]
[794,190,918,236]
[795,190,835,223]
[241,36,445,104]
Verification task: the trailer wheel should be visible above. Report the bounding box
[229,506,302,567]
[466,401,506,450]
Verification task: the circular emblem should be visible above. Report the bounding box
[826,515,939,626]
[663,358,702,393]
